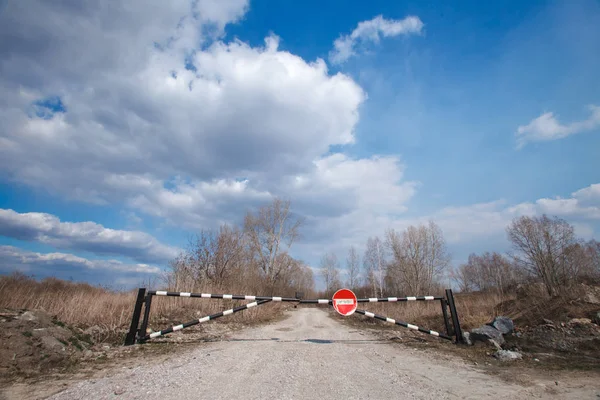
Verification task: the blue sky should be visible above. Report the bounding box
[0,0,599,290]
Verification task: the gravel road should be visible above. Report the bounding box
[48,308,598,400]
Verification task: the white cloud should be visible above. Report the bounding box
[514,183,600,219]
[0,4,365,208]
[329,15,424,64]
[516,104,600,148]
[0,245,161,275]
[0,209,181,263]
[421,183,600,245]
[0,1,412,244]
[298,182,600,268]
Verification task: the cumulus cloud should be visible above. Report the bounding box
[516,104,600,148]
[0,1,408,242]
[329,15,424,64]
[0,245,161,276]
[0,4,365,205]
[0,209,181,263]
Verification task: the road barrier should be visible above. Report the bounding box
[124,288,463,346]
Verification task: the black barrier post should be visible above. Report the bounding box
[138,293,153,340]
[124,288,146,346]
[440,299,452,337]
[445,289,464,344]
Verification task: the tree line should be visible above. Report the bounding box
[456,215,599,297]
[319,220,451,297]
[166,198,315,297]
[166,197,599,299]
[320,214,599,298]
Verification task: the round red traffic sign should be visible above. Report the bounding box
[332,288,357,316]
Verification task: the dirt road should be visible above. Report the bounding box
[47,308,598,400]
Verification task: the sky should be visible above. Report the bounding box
[0,0,599,291]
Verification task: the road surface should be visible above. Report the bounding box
[49,308,598,400]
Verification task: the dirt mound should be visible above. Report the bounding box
[493,285,600,369]
[497,284,600,327]
[0,309,95,380]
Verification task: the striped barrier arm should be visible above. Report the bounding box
[354,309,452,341]
[356,296,443,303]
[139,299,272,341]
[149,291,332,304]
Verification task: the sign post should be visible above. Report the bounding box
[332,288,358,316]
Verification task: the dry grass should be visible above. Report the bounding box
[0,273,285,344]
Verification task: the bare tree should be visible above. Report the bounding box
[320,252,342,297]
[451,262,475,293]
[454,252,517,297]
[563,239,600,284]
[363,236,386,297]
[345,246,360,290]
[244,197,304,292]
[194,225,245,283]
[385,221,450,294]
[506,214,578,296]
[589,239,600,280]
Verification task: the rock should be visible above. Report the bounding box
[114,386,126,395]
[543,318,554,325]
[462,331,472,346]
[41,336,66,352]
[18,310,52,325]
[593,312,600,325]
[490,316,514,334]
[470,325,505,346]
[493,350,523,361]
[489,339,503,350]
[32,326,72,341]
[568,318,592,326]
[579,284,600,304]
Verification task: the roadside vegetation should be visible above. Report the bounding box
[1,199,599,380]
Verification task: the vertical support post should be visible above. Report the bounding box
[445,289,464,344]
[138,293,153,340]
[440,298,452,337]
[124,288,146,346]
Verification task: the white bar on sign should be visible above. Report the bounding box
[335,299,354,305]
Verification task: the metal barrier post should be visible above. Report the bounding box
[138,293,153,340]
[124,288,146,346]
[445,289,464,344]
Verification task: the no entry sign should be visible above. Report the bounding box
[332,288,357,316]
